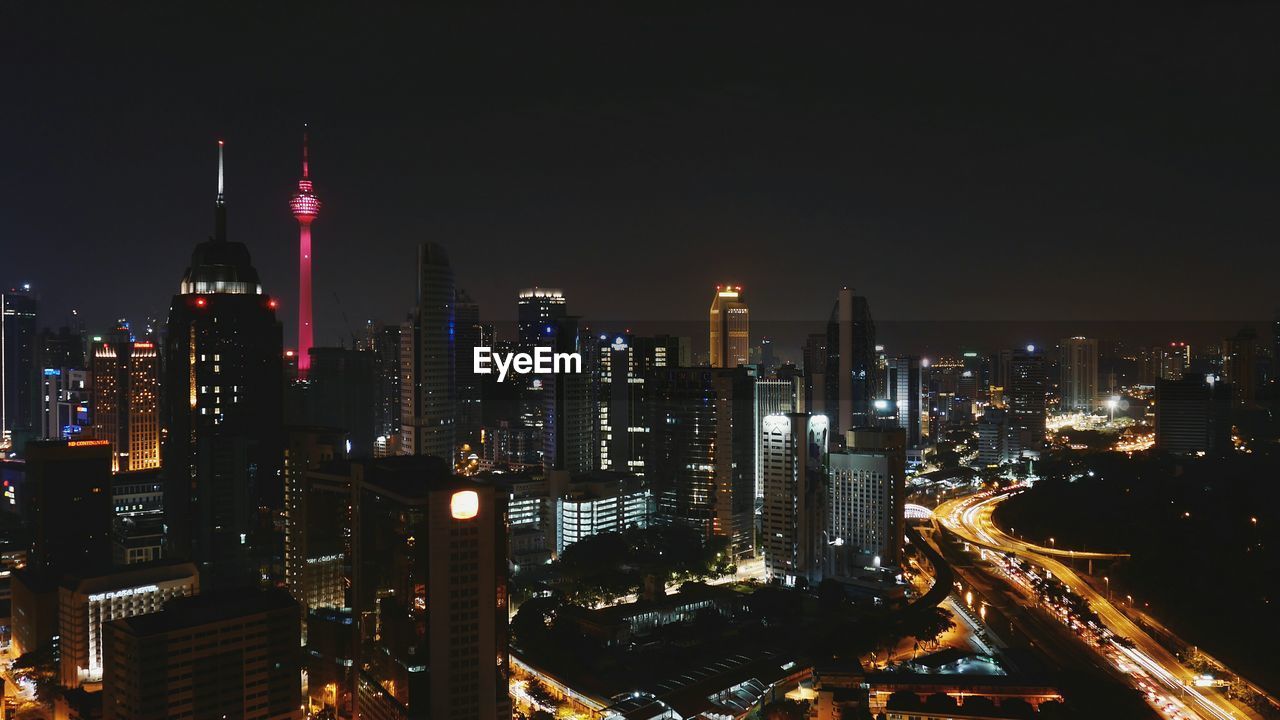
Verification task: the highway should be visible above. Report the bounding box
[937,489,1265,720]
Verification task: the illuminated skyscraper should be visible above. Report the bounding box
[515,287,567,434]
[1008,345,1046,458]
[290,128,321,377]
[885,356,923,447]
[162,141,284,590]
[709,285,749,368]
[1058,336,1098,413]
[400,242,456,460]
[761,413,828,586]
[93,339,160,473]
[755,374,803,501]
[40,368,91,440]
[516,287,566,348]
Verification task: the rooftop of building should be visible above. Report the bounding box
[559,583,747,628]
[599,651,799,720]
[61,559,198,596]
[562,470,644,499]
[358,454,470,499]
[111,587,297,636]
[179,237,262,293]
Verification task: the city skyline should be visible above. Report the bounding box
[3,6,1279,719]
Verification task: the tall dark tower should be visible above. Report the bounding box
[400,243,456,460]
[163,141,285,591]
[825,287,877,438]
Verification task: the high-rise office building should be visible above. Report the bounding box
[481,421,542,469]
[827,427,906,576]
[885,356,923,448]
[111,469,165,564]
[37,326,91,441]
[291,128,322,377]
[1155,374,1232,455]
[989,348,1012,407]
[976,408,1011,467]
[25,438,113,573]
[1,286,38,447]
[102,589,302,720]
[515,287,567,437]
[307,346,377,456]
[37,326,86,372]
[400,242,457,461]
[755,374,804,502]
[761,413,829,587]
[543,317,594,474]
[803,332,828,416]
[93,339,160,473]
[1007,345,1046,458]
[283,427,350,622]
[455,289,486,447]
[1058,337,1098,413]
[351,456,508,720]
[39,367,91,439]
[825,288,877,437]
[368,322,402,454]
[648,366,756,557]
[596,334,683,476]
[709,285,749,368]
[759,336,778,374]
[162,141,285,591]
[516,287,567,349]
[1221,329,1258,410]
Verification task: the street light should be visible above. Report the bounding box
[1049,537,1056,549]
[1103,576,1110,599]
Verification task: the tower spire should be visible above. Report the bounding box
[301,124,310,179]
[214,139,227,243]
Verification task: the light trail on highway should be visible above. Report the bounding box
[937,490,1255,720]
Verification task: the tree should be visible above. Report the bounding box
[903,606,955,647]
[761,699,809,720]
[816,578,847,612]
[511,595,562,652]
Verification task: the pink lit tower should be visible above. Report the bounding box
[289,126,321,376]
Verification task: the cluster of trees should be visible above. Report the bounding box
[554,524,734,605]
[746,581,954,663]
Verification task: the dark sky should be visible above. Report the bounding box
[5,3,1279,352]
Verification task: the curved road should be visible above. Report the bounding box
[938,490,1265,720]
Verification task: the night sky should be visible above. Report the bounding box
[6,4,1279,353]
